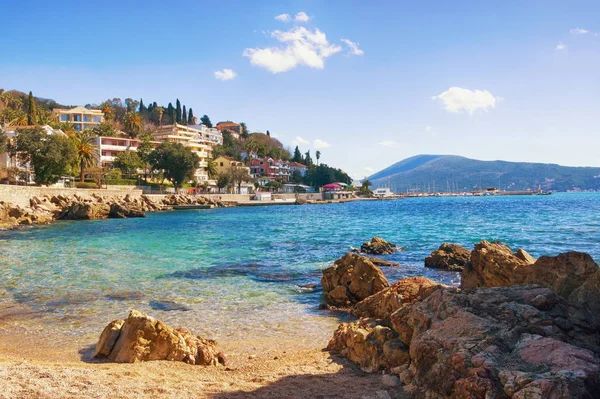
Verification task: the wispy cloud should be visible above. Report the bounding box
[295,12,310,22]
[341,39,364,56]
[555,41,567,51]
[244,26,341,73]
[214,69,237,81]
[364,166,374,173]
[313,139,331,149]
[432,87,500,115]
[377,140,399,148]
[570,27,589,35]
[292,136,310,146]
[275,13,291,22]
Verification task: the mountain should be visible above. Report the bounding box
[368,155,600,192]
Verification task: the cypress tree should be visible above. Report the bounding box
[167,102,175,124]
[188,108,194,124]
[182,105,187,125]
[175,99,182,123]
[27,91,37,125]
[139,98,146,114]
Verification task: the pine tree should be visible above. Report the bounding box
[292,146,302,163]
[175,99,182,123]
[167,102,175,124]
[182,105,187,125]
[200,115,212,128]
[188,108,194,124]
[27,91,37,125]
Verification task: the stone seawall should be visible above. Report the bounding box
[0,185,143,208]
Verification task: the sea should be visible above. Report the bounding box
[1,193,599,350]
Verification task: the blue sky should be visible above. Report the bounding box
[1,1,599,179]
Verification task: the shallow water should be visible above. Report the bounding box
[1,192,599,350]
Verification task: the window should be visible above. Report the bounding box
[83,115,91,122]
[60,114,69,122]
[74,124,82,130]
[220,162,223,166]
[93,116,102,123]
[73,115,82,122]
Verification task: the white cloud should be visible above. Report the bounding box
[214,69,237,81]
[295,12,310,22]
[364,166,374,173]
[425,126,433,133]
[555,41,567,51]
[292,136,310,146]
[313,139,331,149]
[341,39,364,56]
[377,140,399,148]
[275,13,291,22]
[432,87,500,115]
[570,27,589,35]
[243,26,342,73]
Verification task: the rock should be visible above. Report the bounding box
[360,237,397,255]
[515,248,536,264]
[424,243,471,271]
[368,257,400,267]
[389,285,600,398]
[109,202,146,218]
[352,277,441,320]
[327,318,410,373]
[381,374,401,387]
[321,253,390,307]
[59,202,110,220]
[93,310,221,366]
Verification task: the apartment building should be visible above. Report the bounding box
[152,124,222,183]
[52,106,103,131]
[248,157,290,183]
[92,136,161,168]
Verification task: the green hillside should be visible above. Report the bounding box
[368,155,600,192]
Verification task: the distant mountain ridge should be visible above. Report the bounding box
[368,155,600,192]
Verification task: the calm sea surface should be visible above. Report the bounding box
[1,193,599,349]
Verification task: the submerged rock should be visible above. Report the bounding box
[321,253,389,308]
[368,257,400,268]
[360,237,397,255]
[424,243,470,271]
[149,300,191,312]
[93,310,222,366]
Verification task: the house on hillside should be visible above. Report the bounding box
[216,121,241,139]
[248,157,290,183]
[52,106,103,131]
[213,155,253,194]
[289,162,307,177]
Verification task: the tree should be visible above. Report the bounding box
[228,166,252,194]
[206,158,218,180]
[139,98,146,114]
[292,146,302,163]
[188,108,194,124]
[304,150,312,166]
[266,130,270,137]
[149,142,199,189]
[0,127,7,154]
[360,179,373,195]
[125,98,139,113]
[217,173,230,192]
[200,115,212,128]
[155,106,164,127]
[137,133,154,181]
[14,127,76,185]
[95,122,117,137]
[123,111,142,138]
[113,150,142,175]
[27,91,37,125]
[176,99,182,123]
[290,170,303,184]
[182,105,187,125]
[167,103,175,124]
[316,150,321,166]
[70,129,98,182]
[100,101,114,121]
[240,122,249,139]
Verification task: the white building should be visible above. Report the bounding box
[52,106,103,131]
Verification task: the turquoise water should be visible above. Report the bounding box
[1,193,599,349]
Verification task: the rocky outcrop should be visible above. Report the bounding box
[360,237,397,255]
[352,277,441,320]
[109,202,146,218]
[59,202,111,220]
[321,253,390,308]
[462,241,600,314]
[368,257,400,268]
[424,243,471,271]
[391,285,600,398]
[93,310,224,366]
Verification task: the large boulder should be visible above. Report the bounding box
[321,253,390,308]
[360,237,397,255]
[352,277,441,320]
[59,202,110,220]
[424,243,471,271]
[93,310,223,366]
[390,285,600,398]
[327,318,410,373]
[109,202,146,218]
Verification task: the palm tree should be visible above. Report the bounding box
[316,150,321,166]
[71,130,98,182]
[100,103,113,121]
[123,111,142,138]
[156,106,164,127]
[206,158,218,180]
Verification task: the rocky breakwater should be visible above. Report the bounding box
[0,193,224,228]
[326,241,600,398]
[94,310,225,366]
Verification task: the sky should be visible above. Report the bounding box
[1,0,599,179]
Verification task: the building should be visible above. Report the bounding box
[216,121,241,139]
[289,162,307,177]
[92,136,160,168]
[152,124,222,183]
[214,156,249,175]
[248,157,290,183]
[52,106,103,131]
[283,184,314,193]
